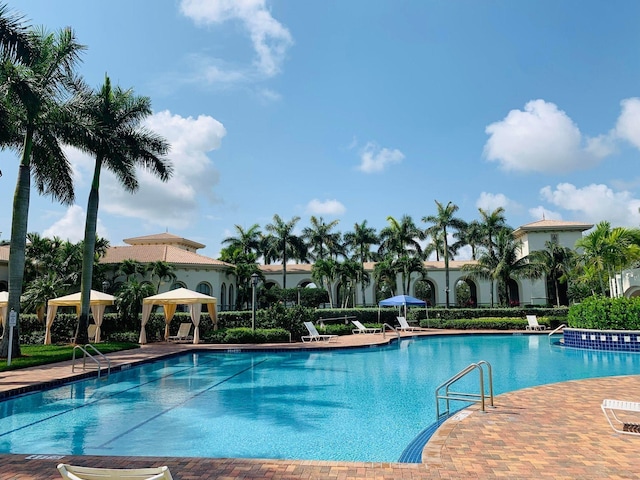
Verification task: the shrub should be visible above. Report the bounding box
[568,296,640,330]
[220,327,290,344]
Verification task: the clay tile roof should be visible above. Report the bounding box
[513,219,593,238]
[123,232,206,250]
[100,245,231,267]
[259,264,313,274]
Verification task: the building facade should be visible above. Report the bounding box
[0,220,594,309]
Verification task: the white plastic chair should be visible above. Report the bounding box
[525,315,547,331]
[302,321,338,342]
[601,399,640,435]
[397,316,423,332]
[57,464,173,480]
[168,322,193,341]
[351,320,381,334]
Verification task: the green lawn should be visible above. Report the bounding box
[0,342,139,372]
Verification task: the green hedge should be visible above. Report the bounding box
[204,327,291,344]
[419,317,546,330]
[568,296,640,330]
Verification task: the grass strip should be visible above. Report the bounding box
[0,342,139,372]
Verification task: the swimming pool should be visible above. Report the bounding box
[1,334,639,462]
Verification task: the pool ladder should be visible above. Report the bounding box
[435,360,494,421]
[72,344,111,379]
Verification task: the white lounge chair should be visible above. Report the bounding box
[601,399,640,435]
[525,315,547,331]
[397,316,423,332]
[302,321,338,342]
[351,320,381,334]
[168,322,193,342]
[57,464,173,480]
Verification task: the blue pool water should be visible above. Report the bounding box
[1,334,639,462]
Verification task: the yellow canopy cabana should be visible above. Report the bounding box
[141,287,217,345]
[45,290,115,344]
[0,291,7,336]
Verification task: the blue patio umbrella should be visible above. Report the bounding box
[378,294,428,324]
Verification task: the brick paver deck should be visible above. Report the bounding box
[1,331,639,479]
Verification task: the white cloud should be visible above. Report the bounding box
[475,192,523,217]
[528,206,562,221]
[305,199,346,216]
[180,0,293,78]
[357,142,404,173]
[540,183,640,226]
[43,205,108,243]
[68,110,226,231]
[615,97,640,149]
[484,99,612,173]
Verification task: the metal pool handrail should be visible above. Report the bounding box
[382,322,400,339]
[72,344,111,379]
[435,360,494,421]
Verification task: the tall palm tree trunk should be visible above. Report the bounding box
[76,159,102,344]
[1,135,34,358]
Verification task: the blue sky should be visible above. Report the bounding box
[2,0,640,259]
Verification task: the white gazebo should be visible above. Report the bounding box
[141,287,217,345]
[0,291,7,335]
[45,290,115,344]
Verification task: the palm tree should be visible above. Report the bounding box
[116,259,145,281]
[0,3,32,148]
[373,258,398,299]
[343,220,378,306]
[335,259,361,308]
[0,3,31,61]
[74,75,171,343]
[453,220,484,260]
[466,229,542,306]
[21,272,67,324]
[147,261,177,294]
[477,207,509,307]
[422,201,466,307]
[265,214,306,290]
[0,26,85,358]
[575,222,640,297]
[528,241,576,307]
[115,278,156,327]
[478,207,508,257]
[222,224,262,256]
[302,216,341,261]
[311,258,338,307]
[396,255,427,295]
[378,215,423,258]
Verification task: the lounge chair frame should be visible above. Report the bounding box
[525,315,547,331]
[602,399,640,435]
[396,316,423,332]
[168,322,193,342]
[57,463,173,480]
[351,320,381,334]
[302,321,338,342]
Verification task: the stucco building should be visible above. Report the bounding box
[0,219,598,309]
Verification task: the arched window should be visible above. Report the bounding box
[220,283,227,310]
[196,282,211,296]
[171,281,186,290]
[228,284,235,310]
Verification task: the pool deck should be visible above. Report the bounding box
[2,330,640,479]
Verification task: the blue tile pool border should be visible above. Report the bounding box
[563,328,640,353]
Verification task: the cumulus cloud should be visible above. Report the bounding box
[43,205,108,242]
[475,192,523,217]
[615,97,640,149]
[305,199,346,216]
[528,206,562,221]
[357,142,404,173]
[484,99,613,174]
[66,110,226,231]
[180,0,293,78]
[540,183,640,226]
